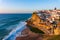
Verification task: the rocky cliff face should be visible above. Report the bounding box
[16,10,60,40]
[16,27,43,40]
[16,27,60,40]
[27,12,60,35]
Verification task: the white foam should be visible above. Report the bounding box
[3,21,27,40]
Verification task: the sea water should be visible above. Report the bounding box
[0,13,32,40]
[3,22,27,40]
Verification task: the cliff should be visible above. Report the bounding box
[27,11,60,35]
[16,27,43,40]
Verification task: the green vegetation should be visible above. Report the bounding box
[48,35,60,40]
[27,26,45,34]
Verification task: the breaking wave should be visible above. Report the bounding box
[3,21,27,40]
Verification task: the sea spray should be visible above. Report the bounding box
[3,21,27,40]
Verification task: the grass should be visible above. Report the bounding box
[27,25,45,34]
[47,35,60,40]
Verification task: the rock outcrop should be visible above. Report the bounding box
[16,27,43,40]
[27,11,60,35]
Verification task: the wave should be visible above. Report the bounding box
[0,17,21,24]
[0,19,21,31]
[3,21,27,40]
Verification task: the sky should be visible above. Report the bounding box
[0,0,60,13]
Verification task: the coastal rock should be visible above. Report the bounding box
[16,27,43,40]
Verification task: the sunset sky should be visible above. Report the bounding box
[0,0,60,13]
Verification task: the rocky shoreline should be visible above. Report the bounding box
[15,24,60,40]
[16,27,43,40]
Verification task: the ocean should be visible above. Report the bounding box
[0,13,32,40]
